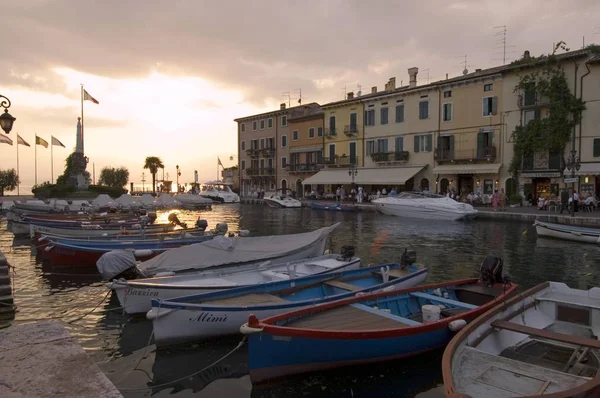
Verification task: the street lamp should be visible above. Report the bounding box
[0,95,16,134]
[565,150,581,217]
[348,163,358,185]
[176,165,181,192]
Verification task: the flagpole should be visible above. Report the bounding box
[34,135,37,187]
[51,139,54,184]
[80,84,84,155]
[16,135,19,195]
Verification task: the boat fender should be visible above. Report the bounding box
[37,236,47,242]
[45,245,54,252]
[240,314,264,335]
[449,319,467,332]
[134,249,153,258]
[381,267,390,283]
[433,288,442,297]
[324,249,331,255]
[155,272,175,277]
[239,230,250,237]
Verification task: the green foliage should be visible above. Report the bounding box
[509,194,523,205]
[98,166,129,189]
[508,41,586,175]
[32,183,75,199]
[0,169,20,195]
[56,152,90,187]
[88,184,126,197]
[585,43,600,55]
[143,156,164,193]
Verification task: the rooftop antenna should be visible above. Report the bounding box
[341,85,347,99]
[357,84,362,97]
[294,88,302,105]
[455,54,475,75]
[493,25,515,64]
[282,92,291,108]
[421,69,430,84]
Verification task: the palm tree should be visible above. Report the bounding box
[143,156,164,194]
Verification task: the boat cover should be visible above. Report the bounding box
[97,249,137,280]
[175,194,213,205]
[137,223,339,276]
[92,194,117,208]
[157,194,182,207]
[116,194,139,207]
[139,194,156,206]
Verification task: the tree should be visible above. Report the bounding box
[143,156,164,194]
[98,166,129,189]
[56,152,90,187]
[0,169,20,196]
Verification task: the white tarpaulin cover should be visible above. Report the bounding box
[116,194,139,207]
[174,194,213,205]
[92,194,117,208]
[157,194,182,208]
[97,250,137,280]
[136,223,340,276]
[139,194,157,206]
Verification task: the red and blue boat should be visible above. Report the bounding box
[242,256,517,384]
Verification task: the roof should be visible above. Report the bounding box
[234,102,320,122]
[287,107,323,122]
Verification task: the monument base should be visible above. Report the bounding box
[76,174,89,191]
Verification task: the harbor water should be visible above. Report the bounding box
[2,204,600,397]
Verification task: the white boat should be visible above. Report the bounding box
[67,200,93,213]
[264,193,302,208]
[173,193,212,209]
[13,200,56,213]
[26,222,176,239]
[115,194,141,211]
[138,194,158,209]
[156,193,183,209]
[199,181,240,203]
[443,281,600,398]
[91,194,118,212]
[108,252,360,315]
[373,191,478,221]
[147,261,428,346]
[534,220,600,244]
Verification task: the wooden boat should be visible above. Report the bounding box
[242,256,516,384]
[109,250,360,315]
[147,259,429,346]
[309,202,356,212]
[534,220,600,244]
[443,282,600,398]
[24,222,177,239]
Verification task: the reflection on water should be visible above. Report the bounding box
[2,204,600,397]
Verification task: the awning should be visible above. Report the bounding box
[575,163,600,176]
[433,163,501,175]
[302,166,425,185]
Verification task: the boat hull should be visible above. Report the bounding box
[264,199,301,208]
[535,220,600,244]
[309,202,355,212]
[44,245,160,268]
[374,201,478,221]
[28,223,176,239]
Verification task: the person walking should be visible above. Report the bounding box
[492,189,499,211]
[573,191,580,213]
[560,188,569,214]
[357,186,364,203]
[499,188,506,211]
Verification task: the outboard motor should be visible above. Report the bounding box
[147,212,157,224]
[400,248,417,268]
[196,219,208,232]
[214,222,228,235]
[479,256,503,287]
[167,213,185,228]
[339,245,355,261]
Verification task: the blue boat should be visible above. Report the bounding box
[242,257,517,384]
[309,201,356,212]
[147,256,429,346]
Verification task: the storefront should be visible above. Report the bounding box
[519,172,562,201]
[432,163,501,197]
[575,163,600,198]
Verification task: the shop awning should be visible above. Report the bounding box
[575,163,600,176]
[302,166,425,185]
[433,163,501,175]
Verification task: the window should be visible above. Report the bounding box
[595,139,600,157]
[380,107,389,125]
[267,118,273,128]
[241,123,246,132]
[524,110,538,125]
[376,138,388,153]
[328,144,336,161]
[350,113,357,131]
[419,101,429,119]
[414,134,432,153]
[523,83,536,106]
[482,96,498,116]
[281,135,287,147]
[365,109,375,126]
[366,140,375,156]
[395,137,404,152]
[260,119,265,130]
[292,130,299,140]
[281,115,287,127]
[241,141,246,151]
[329,116,336,135]
[444,90,452,98]
[484,84,493,92]
[443,103,453,122]
[308,127,315,139]
[252,121,257,130]
[281,157,287,169]
[317,127,323,137]
[260,138,265,149]
[267,137,274,148]
[395,104,404,123]
[251,139,258,149]
[241,160,246,170]
[268,158,273,168]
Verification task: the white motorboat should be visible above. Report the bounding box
[264,193,302,208]
[373,191,478,221]
[108,251,360,315]
[534,220,600,244]
[13,200,56,213]
[173,193,212,209]
[199,181,240,203]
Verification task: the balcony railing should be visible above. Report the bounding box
[246,167,275,176]
[344,125,359,136]
[246,148,259,157]
[261,147,275,157]
[370,151,409,163]
[522,152,563,172]
[324,128,337,138]
[287,163,324,173]
[324,156,359,168]
[435,146,497,164]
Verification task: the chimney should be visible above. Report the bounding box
[371,86,377,93]
[280,103,286,110]
[347,92,354,100]
[475,68,482,72]
[385,77,396,91]
[446,73,448,80]
[523,50,531,60]
[408,67,418,88]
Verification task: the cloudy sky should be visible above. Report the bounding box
[2,0,599,192]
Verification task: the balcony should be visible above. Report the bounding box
[371,151,409,164]
[522,151,563,173]
[344,125,359,137]
[435,146,497,164]
[246,148,259,158]
[324,128,337,139]
[261,147,275,157]
[287,163,324,174]
[246,167,275,177]
[324,156,359,168]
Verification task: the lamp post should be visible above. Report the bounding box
[141,172,146,192]
[565,150,581,217]
[0,95,16,134]
[176,165,181,193]
[348,163,358,185]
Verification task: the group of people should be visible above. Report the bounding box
[334,186,366,203]
[464,189,507,211]
[540,189,597,213]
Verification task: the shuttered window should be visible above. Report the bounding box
[594,139,600,157]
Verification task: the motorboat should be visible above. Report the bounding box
[264,190,302,208]
[173,193,212,209]
[534,220,600,244]
[443,281,600,398]
[91,194,118,212]
[156,193,183,209]
[373,191,478,221]
[198,181,240,203]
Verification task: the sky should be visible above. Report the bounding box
[2,0,600,193]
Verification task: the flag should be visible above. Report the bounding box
[218,157,223,167]
[35,136,48,148]
[83,89,99,104]
[0,134,13,146]
[17,135,30,147]
[51,136,65,147]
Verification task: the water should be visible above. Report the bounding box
[3,205,600,397]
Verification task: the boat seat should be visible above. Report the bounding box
[323,279,360,291]
[351,303,422,326]
[491,320,600,349]
[410,292,477,309]
[536,293,600,310]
